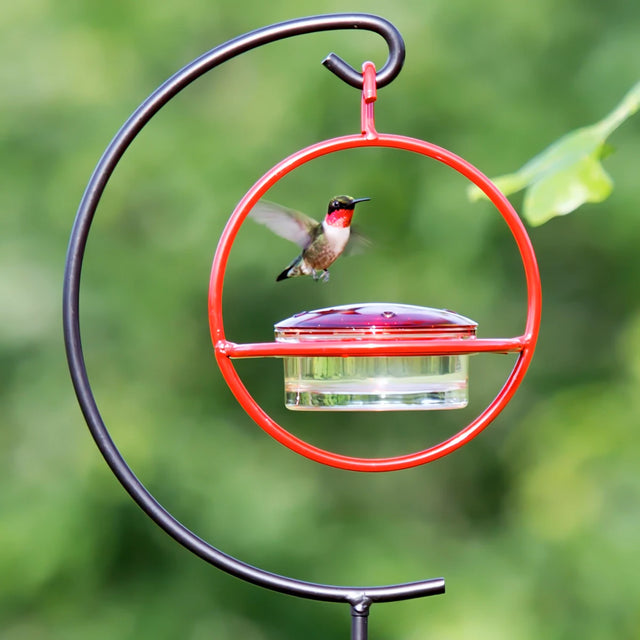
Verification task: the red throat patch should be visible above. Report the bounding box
[325,209,354,228]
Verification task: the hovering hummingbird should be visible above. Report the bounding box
[249,195,370,282]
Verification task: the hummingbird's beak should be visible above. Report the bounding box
[352,197,370,204]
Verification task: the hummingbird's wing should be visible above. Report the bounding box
[249,200,319,249]
[343,228,372,256]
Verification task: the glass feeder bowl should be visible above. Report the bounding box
[274,303,477,411]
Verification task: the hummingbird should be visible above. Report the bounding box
[249,195,370,282]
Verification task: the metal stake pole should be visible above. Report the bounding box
[62,13,446,639]
[351,600,371,640]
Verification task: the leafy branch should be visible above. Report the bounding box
[468,80,640,226]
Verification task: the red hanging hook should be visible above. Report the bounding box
[361,61,378,139]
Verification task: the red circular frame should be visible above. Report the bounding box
[208,133,541,472]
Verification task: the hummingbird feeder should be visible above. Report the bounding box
[63,13,541,640]
[209,52,541,473]
[274,303,477,411]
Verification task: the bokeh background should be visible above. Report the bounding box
[2,1,640,638]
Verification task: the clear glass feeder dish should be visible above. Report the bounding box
[274,303,477,411]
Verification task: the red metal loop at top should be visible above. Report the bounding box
[361,61,378,139]
[208,133,541,472]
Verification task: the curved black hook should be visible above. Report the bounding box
[63,13,435,611]
[226,13,405,89]
[318,14,405,88]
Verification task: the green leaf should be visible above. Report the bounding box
[468,80,640,225]
[523,154,613,226]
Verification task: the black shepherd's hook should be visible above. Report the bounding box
[63,15,437,640]
[319,14,405,88]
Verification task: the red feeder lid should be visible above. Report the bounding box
[275,303,477,341]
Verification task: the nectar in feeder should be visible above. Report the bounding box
[274,303,477,411]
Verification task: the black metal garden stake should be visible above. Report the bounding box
[63,14,448,640]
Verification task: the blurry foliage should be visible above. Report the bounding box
[469,81,640,225]
[2,1,640,639]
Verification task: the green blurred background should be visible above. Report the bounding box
[2,0,640,638]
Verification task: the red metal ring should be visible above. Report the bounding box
[208,133,541,472]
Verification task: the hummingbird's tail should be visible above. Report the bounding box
[276,255,308,281]
[276,267,292,281]
[276,256,300,281]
